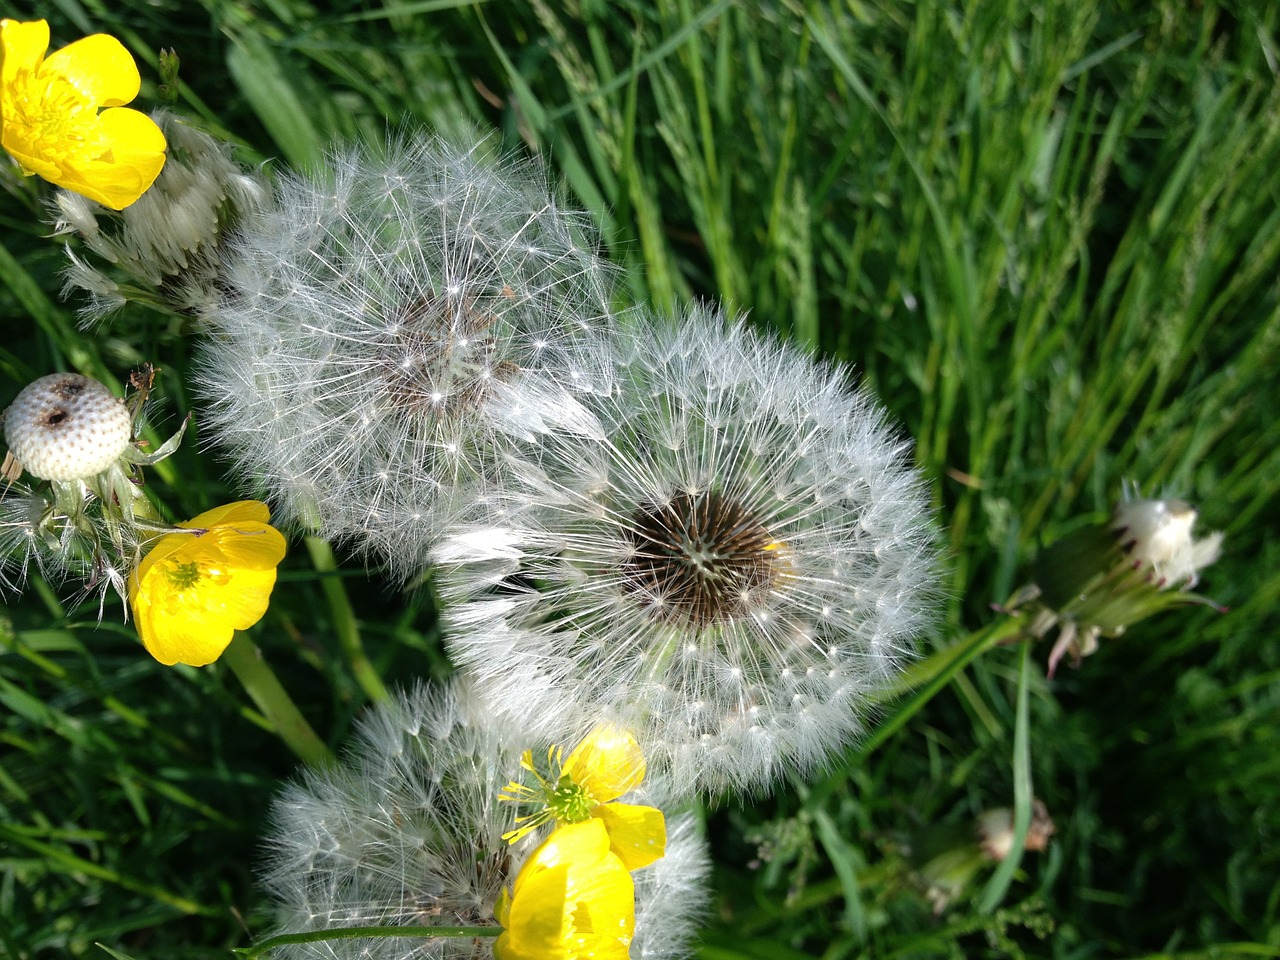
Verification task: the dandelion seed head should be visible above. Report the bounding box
[435,305,943,795]
[197,133,616,576]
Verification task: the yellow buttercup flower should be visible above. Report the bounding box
[129,501,285,667]
[1,19,166,209]
[494,819,634,960]
[500,726,666,871]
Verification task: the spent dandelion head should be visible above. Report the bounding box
[0,367,187,611]
[433,304,943,795]
[196,132,616,577]
[1009,488,1225,676]
[0,18,165,209]
[261,681,707,960]
[53,109,273,325]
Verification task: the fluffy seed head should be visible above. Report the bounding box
[433,306,943,795]
[260,681,708,960]
[4,373,131,480]
[196,132,616,574]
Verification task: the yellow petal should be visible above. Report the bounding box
[206,524,288,570]
[40,33,140,106]
[498,863,572,959]
[181,500,273,530]
[515,820,612,889]
[136,607,234,667]
[51,110,167,207]
[562,726,646,803]
[0,20,50,87]
[499,820,635,960]
[594,802,667,871]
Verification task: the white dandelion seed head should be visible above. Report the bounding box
[3,373,132,481]
[196,132,617,577]
[434,305,944,795]
[261,680,708,960]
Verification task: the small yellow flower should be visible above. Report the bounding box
[500,726,666,871]
[494,819,634,960]
[129,501,285,667]
[1,19,166,209]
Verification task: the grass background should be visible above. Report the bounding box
[1,0,1278,957]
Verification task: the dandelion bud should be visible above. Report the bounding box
[3,373,131,481]
[1015,493,1224,676]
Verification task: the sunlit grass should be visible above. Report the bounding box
[1,1,1277,957]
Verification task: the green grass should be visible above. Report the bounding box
[2,0,1278,957]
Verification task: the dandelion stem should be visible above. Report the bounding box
[220,633,335,767]
[305,536,389,704]
[232,924,502,958]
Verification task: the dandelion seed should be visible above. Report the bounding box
[197,133,616,577]
[434,305,943,795]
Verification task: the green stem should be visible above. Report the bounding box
[221,633,335,768]
[233,925,502,958]
[305,536,389,704]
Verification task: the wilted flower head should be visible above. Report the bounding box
[433,305,942,795]
[911,799,1056,915]
[0,19,165,209]
[54,110,272,324]
[1111,497,1222,588]
[197,132,616,574]
[261,681,708,960]
[1013,491,1225,676]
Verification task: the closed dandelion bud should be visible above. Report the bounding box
[196,132,616,574]
[4,373,131,481]
[261,681,707,960]
[433,305,943,796]
[1016,492,1224,676]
